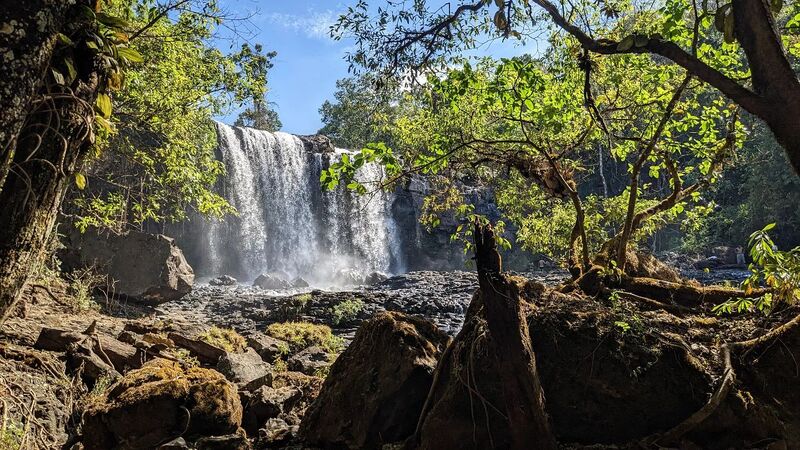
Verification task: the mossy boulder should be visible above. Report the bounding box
[82,359,243,449]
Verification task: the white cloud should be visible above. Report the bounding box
[263,10,338,41]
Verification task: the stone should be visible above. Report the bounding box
[242,385,302,434]
[157,437,189,449]
[60,228,194,304]
[168,332,226,365]
[35,327,143,373]
[297,134,335,153]
[253,273,291,290]
[209,275,237,286]
[246,332,289,362]
[291,277,309,288]
[81,360,242,450]
[258,418,294,445]
[194,428,250,450]
[217,347,273,386]
[364,271,389,285]
[300,312,450,449]
[288,345,330,376]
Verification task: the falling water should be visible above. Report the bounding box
[198,123,403,285]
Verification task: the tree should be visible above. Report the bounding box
[334,0,800,176]
[235,100,282,131]
[0,0,137,323]
[318,74,399,149]
[69,2,274,232]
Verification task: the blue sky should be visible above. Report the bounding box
[214,0,541,134]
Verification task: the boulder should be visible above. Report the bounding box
[217,347,273,386]
[209,275,237,286]
[297,134,335,154]
[291,277,310,288]
[168,332,226,365]
[288,345,330,376]
[61,228,194,304]
[253,273,292,290]
[81,360,242,450]
[258,418,294,446]
[35,327,143,374]
[246,332,289,362]
[364,271,389,285]
[712,246,738,265]
[300,312,450,449]
[194,429,250,450]
[242,385,302,434]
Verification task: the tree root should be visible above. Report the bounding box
[644,312,800,446]
[616,276,768,308]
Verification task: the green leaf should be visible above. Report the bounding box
[96,12,129,29]
[75,173,87,190]
[763,222,776,232]
[117,46,143,63]
[96,93,112,118]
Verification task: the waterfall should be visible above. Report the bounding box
[198,123,403,286]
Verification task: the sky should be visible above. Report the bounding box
[214,0,542,135]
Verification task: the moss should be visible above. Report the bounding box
[0,420,23,450]
[197,326,246,353]
[266,321,344,353]
[330,298,365,326]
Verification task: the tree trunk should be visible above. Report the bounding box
[474,221,557,450]
[0,0,98,325]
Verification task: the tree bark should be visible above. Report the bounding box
[0,0,98,325]
[474,221,557,450]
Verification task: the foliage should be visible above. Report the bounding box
[272,294,310,322]
[197,326,246,353]
[329,298,365,326]
[272,356,288,373]
[713,223,800,315]
[318,74,399,149]
[235,100,282,131]
[71,0,276,231]
[266,321,344,354]
[0,419,23,450]
[64,269,103,313]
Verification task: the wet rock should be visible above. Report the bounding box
[60,228,194,304]
[246,332,289,362]
[81,360,242,450]
[364,271,389,285]
[291,277,310,288]
[217,347,273,386]
[253,273,291,290]
[300,312,450,449]
[210,275,237,286]
[297,134,335,154]
[288,345,330,375]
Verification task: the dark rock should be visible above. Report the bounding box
[242,385,302,434]
[258,418,294,446]
[217,348,273,386]
[158,437,189,449]
[81,360,242,450]
[210,275,237,286]
[297,134,335,154]
[35,327,143,373]
[291,277,310,288]
[364,271,389,285]
[246,332,289,362]
[194,428,250,450]
[288,345,330,375]
[168,332,226,364]
[60,228,194,304]
[712,246,738,265]
[300,312,450,449]
[253,273,291,290]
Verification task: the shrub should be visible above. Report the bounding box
[266,321,344,354]
[272,294,311,322]
[197,326,246,353]
[330,298,365,326]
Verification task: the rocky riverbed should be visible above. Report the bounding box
[156,270,570,339]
